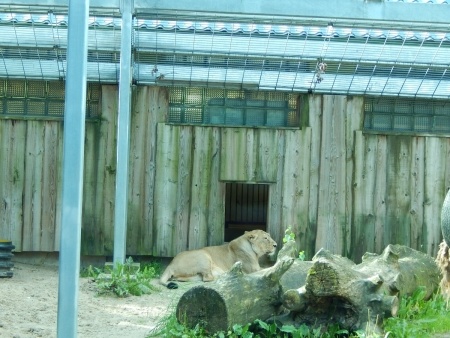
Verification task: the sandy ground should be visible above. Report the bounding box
[0,255,199,338]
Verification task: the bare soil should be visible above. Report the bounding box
[0,255,200,338]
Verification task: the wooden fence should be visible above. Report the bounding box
[1,86,449,261]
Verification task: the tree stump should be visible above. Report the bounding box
[176,257,294,333]
[280,244,440,332]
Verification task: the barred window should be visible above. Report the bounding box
[0,79,101,120]
[364,97,450,134]
[168,87,300,128]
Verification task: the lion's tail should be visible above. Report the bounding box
[159,269,179,289]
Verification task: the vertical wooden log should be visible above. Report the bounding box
[98,85,118,254]
[410,137,425,250]
[281,128,311,254]
[153,124,180,257]
[424,137,447,255]
[54,122,64,251]
[352,132,380,261]
[127,86,149,254]
[23,121,44,251]
[267,130,285,246]
[307,95,322,257]
[256,129,278,182]
[220,128,255,181]
[352,131,368,261]
[82,119,97,253]
[40,122,59,250]
[207,127,225,246]
[174,126,192,253]
[344,97,364,256]
[385,136,412,248]
[316,95,347,256]
[188,126,212,249]
[128,86,168,255]
[81,85,117,255]
[373,135,387,253]
[0,120,26,249]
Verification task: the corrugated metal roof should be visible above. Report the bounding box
[0,9,449,98]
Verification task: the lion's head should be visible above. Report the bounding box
[245,229,277,258]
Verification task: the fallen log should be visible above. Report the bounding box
[176,257,294,333]
[175,241,440,334]
[280,244,441,332]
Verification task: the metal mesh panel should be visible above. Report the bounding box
[87,102,100,118]
[414,116,431,131]
[0,80,5,97]
[364,97,450,134]
[27,100,46,115]
[246,108,265,126]
[184,107,203,123]
[7,81,25,97]
[89,83,101,100]
[372,114,392,131]
[6,100,25,114]
[393,115,412,130]
[225,107,244,125]
[267,110,285,126]
[48,101,64,115]
[168,87,299,128]
[27,81,46,97]
[435,116,450,132]
[168,106,182,122]
[48,81,65,98]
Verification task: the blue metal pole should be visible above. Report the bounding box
[113,0,133,265]
[56,0,89,337]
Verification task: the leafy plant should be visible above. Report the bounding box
[85,257,160,297]
[148,316,367,338]
[80,264,102,278]
[283,226,296,244]
[283,226,306,261]
[298,250,306,261]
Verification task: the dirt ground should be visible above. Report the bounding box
[0,254,200,338]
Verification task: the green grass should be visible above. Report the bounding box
[81,257,162,297]
[147,287,450,338]
[384,287,450,337]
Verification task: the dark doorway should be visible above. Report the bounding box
[224,182,269,242]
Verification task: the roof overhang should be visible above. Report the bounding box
[0,0,449,98]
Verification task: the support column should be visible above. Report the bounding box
[56,0,89,337]
[113,0,134,265]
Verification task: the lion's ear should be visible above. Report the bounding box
[246,232,257,241]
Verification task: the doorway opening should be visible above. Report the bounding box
[224,182,269,242]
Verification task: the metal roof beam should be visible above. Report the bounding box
[135,63,450,99]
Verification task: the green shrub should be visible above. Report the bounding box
[82,257,160,297]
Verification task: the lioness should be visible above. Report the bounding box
[160,229,277,289]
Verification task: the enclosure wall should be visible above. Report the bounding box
[1,86,449,261]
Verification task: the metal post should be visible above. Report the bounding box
[113,0,133,265]
[56,0,89,337]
